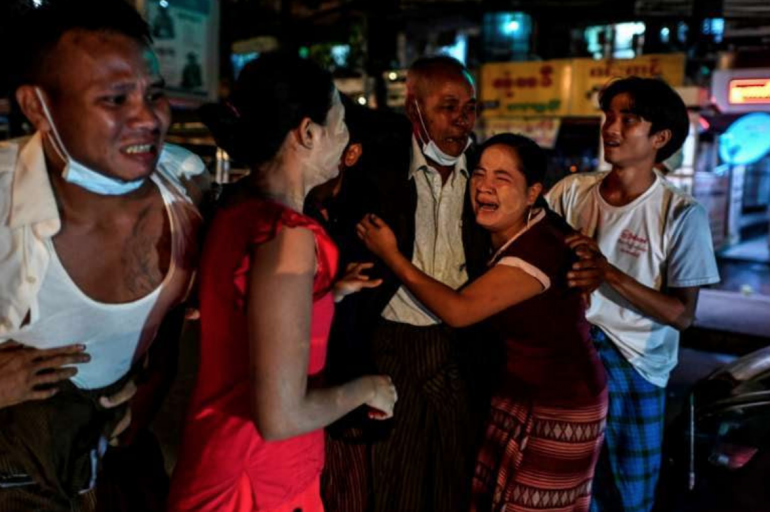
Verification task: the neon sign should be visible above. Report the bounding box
[729,78,770,105]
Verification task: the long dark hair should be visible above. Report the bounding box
[201,52,335,167]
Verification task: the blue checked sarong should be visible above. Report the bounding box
[589,326,666,512]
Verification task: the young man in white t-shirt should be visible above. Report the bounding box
[546,77,720,512]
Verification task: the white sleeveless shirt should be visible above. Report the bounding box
[11,171,200,389]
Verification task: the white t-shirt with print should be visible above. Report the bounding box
[546,170,720,387]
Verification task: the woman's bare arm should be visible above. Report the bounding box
[358,214,544,328]
[248,226,396,441]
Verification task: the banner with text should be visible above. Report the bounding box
[480,60,572,118]
[570,53,685,116]
[479,117,562,148]
[480,54,685,118]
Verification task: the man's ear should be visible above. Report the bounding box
[405,94,418,123]
[15,85,51,133]
[343,143,363,168]
[294,116,316,150]
[651,128,672,152]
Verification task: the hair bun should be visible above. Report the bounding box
[199,102,244,161]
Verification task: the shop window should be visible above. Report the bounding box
[482,12,532,62]
[702,18,725,44]
[584,22,646,60]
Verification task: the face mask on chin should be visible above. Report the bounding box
[414,100,471,167]
[34,87,146,196]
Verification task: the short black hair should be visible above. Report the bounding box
[8,0,151,92]
[599,76,689,163]
[200,52,335,167]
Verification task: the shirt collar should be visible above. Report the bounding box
[409,134,469,181]
[9,132,61,233]
[488,208,547,265]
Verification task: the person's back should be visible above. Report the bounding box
[170,199,336,511]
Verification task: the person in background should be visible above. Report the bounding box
[167,53,397,512]
[546,76,720,512]
[359,133,608,512]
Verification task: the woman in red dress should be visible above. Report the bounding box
[168,53,397,512]
[358,134,607,512]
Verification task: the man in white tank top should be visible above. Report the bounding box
[0,1,208,510]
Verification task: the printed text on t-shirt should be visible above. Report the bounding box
[618,229,648,257]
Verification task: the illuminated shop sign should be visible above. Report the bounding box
[729,78,770,105]
[713,69,770,113]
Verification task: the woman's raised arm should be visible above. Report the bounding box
[358,214,544,328]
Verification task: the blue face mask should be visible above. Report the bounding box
[414,100,471,167]
[34,87,146,196]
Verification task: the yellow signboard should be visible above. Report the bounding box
[570,54,686,116]
[480,60,572,117]
[480,54,686,118]
[480,118,562,149]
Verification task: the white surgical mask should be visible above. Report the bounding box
[414,100,471,167]
[34,87,146,195]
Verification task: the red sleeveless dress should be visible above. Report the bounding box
[168,199,338,512]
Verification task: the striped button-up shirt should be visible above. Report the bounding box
[382,136,470,326]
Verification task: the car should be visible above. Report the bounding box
[657,345,770,511]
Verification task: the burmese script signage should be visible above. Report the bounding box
[480,60,572,117]
[481,54,686,118]
[569,54,685,116]
[479,117,562,148]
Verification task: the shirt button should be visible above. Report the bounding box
[26,276,37,284]
[0,318,12,329]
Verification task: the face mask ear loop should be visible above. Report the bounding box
[34,88,70,168]
[413,100,432,147]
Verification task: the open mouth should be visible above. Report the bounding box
[446,136,468,145]
[603,140,621,149]
[121,143,158,156]
[476,199,499,212]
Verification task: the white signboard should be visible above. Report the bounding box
[138,0,219,103]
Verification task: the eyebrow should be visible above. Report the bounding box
[100,78,166,93]
[472,166,513,176]
[604,108,638,115]
[440,96,477,103]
